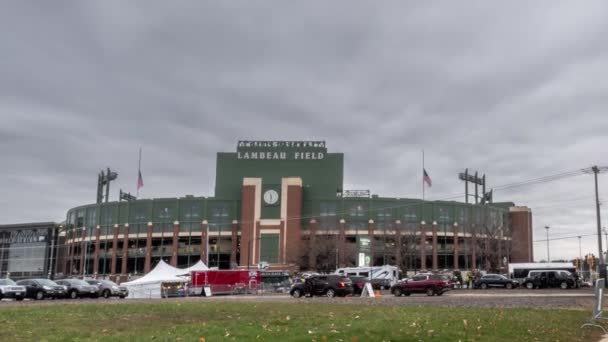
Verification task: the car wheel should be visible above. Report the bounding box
[326,289,336,298]
[436,291,444,296]
[16,297,24,301]
[480,283,488,289]
[560,282,568,289]
[506,283,513,289]
[69,290,78,299]
[35,291,44,300]
[119,296,125,299]
[393,288,402,297]
[291,289,302,298]
[426,288,434,296]
[526,282,534,290]
[102,290,111,299]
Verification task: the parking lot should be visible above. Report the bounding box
[0,288,600,310]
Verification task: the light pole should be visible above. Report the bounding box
[603,227,608,263]
[545,226,550,262]
[578,236,582,269]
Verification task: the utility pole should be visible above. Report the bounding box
[578,236,582,271]
[592,166,605,280]
[545,226,550,262]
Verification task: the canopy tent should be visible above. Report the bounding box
[122,260,185,298]
[122,259,209,298]
[184,260,209,273]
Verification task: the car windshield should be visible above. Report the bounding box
[37,279,58,286]
[101,280,118,286]
[0,279,16,285]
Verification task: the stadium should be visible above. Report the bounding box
[57,141,533,281]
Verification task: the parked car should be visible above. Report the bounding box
[16,279,66,300]
[474,274,519,289]
[55,279,100,299]
[391,274,451,296]
[370,278,391,290]
[348,276,368,296]
[0,279,26,301]
[85,279,129,299]
[523,270,578,289]
[290,275,353,298]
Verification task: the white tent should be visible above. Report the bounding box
[122,260,186,299]
[184,260,209,273]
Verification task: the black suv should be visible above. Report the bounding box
[290,275,353,298]
[523,270,578,289]
[16,279,66,300]
[474,274,519,289]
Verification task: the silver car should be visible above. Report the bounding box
[85,279,129,299]
[55,279,100,299]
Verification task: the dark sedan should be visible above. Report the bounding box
[474,274,519,289]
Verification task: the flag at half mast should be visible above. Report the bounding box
[137,170,144,190]
[423,168,432,187]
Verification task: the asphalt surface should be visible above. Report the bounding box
[0,288,602,310]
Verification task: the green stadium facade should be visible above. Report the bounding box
[58,141,533,280]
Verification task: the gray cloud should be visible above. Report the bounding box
[1,1,608,260]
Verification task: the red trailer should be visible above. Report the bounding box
[190,270,261,296]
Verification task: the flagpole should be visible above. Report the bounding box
[422,150,425,200]
[137,147,142,197]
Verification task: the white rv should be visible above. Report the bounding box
[334,265,400,286]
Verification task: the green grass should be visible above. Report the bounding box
[0,301,603,341]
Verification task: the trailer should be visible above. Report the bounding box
[334,265,400,286]
[189,270,261,296]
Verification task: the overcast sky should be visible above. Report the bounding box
[1,1,607,261]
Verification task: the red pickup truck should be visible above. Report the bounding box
[390,274,451,296]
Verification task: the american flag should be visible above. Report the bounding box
[137,170,144,190]
[423,169,432,187]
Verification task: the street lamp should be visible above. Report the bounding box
[545,226,550,262]
[578,236,582,269]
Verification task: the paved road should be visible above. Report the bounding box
[0,288,601,310]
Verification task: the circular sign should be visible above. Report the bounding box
[263,189,279,205]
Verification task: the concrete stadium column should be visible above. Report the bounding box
[368,219,375,266]
[144,222,153,273]
[471,224,477,270]
[432,221,438,271]
[201,220,208,264]
[453,222,459,270]
[79,227,86,275]
[395,220,402,269]
[110,224,119,275]
[121,224,129,275]
[170,221,180,267]
[230,220,238,265]
[93,225,101,276]
[240,178,260,268]
[419,221,426,270]
[283,178,303,268]
[308,219,318,270]
[338,219,346,267]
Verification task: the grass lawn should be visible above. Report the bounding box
[0,301,603,341]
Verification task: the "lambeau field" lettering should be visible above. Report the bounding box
[236,151,325,160]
